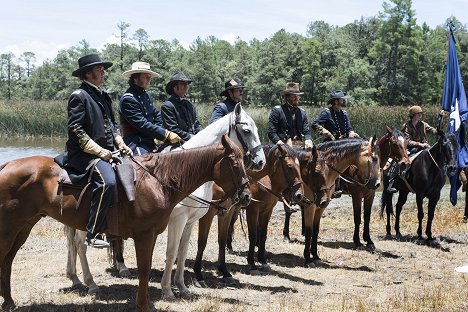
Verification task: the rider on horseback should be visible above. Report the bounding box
[386,105,441,193]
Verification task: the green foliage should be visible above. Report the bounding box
[0,1,466,110]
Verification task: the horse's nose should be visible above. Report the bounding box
[239,191,251,207]
[252,159,264,171]
[293,191,304,204]
[319,199,330,208]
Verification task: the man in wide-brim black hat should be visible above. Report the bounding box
[209,78,246,124]
[61,53,133,248]
[161,71,203,142]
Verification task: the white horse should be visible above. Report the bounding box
[64,103,265,296]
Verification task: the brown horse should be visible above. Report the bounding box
[0,135,250,312]
[193,145,329,284]
[303,137,381,266]
[340,127,410,250]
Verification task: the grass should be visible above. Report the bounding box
[0,100,443,143]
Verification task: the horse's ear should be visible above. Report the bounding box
[386,125,392,134]
[221,133,233,152]
[234,103,242,116]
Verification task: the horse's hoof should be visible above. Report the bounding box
[260,263,272,272]
[396,234,403,241]
[68,283,89,296]
[119,268,132,278]
[193,279,208,288]
[179,290,193,300]
[227,248,235,255]
[366,244,377,252]
[2,301,17,312]
[161,292,176,301]
[87,284,99,296]
[415,237,425,245]
[427,238,440,247]
[283,236,292,243]
[250,269,262,276]
[313,259,325,267]
[304,261,316,268]
[385,234,393,240]
[220,276,237,286]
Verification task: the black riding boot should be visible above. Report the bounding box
[386,160,399,193]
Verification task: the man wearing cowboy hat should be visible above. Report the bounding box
[385,105,439,193]
[61,53,133,248]
[209,78,246,124]
[161,71,202,141]
[311,89,359,198]
[311,89,359,141]
[267,82,313,149]
[119,62,182,155]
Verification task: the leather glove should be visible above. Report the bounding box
[114,135,133,157]
[304,139,313,149]
[319,128,335,140]
[165,130,182,144]
[276,140,285,145]
[348,131,360,138]
[83,139,112,161]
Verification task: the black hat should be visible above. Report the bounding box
[327,90,350,104]
[219,78,246,96]
[72,54,113,77]
[165,71,192,95]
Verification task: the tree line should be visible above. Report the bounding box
[1,0,467,107]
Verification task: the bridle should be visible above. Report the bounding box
[228,113,262,170]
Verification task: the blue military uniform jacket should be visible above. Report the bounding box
[267,103,311,144]
[209,98,238,124]
[62,82,117,175]
[119,85,166,153]
[311,107,353,141]
[161,95,203,141]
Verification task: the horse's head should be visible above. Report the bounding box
[214,134,251,207]
[230,103,266,171]
[301,147,333,208]
[438,129,458,177]
[348,136,381,190]
[380,126,411,174]
[270,144,306,205]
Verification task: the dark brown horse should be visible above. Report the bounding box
[0,135,250,312]
[340,127,410,250]
[193,144,309,285]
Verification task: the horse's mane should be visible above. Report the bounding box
[392,128,404,139]
[262,144,304,161]
[317,138,365,159]
[138,145,220,190]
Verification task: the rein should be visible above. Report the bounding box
[129,154,247,212]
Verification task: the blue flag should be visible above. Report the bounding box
[441,26,468,205]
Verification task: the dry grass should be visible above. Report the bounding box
[5,187,468,312]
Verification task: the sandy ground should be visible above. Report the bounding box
[3,186,468,312]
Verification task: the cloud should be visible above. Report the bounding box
[98,34,121,51]
[1,41,69,66]
[221,33,238,44]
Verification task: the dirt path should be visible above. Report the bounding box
[5,186,468,311]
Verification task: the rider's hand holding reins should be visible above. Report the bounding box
[319,127,335,140]
[83,138,113,160]
[304,139,313,150]
[348,131,360,138]
[114,135,133,157]
[165,130,182,144]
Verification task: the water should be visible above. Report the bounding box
[0,137,64,163]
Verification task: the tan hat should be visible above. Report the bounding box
[409,105,423,117]
[122,62,161,78]
[283,82,304,95]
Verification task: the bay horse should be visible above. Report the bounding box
[0,134,250,312]
[338,126,410,250]
[380,129,458,244]
[303,137,381,266]
[193,145,311,287]
[282,131,399,245]
[64,103,266,296]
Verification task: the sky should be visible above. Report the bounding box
[1,0,467,65]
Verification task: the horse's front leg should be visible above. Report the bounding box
[174,222,197,299]
[311,207,325,265]
[302,203,315,267]
[257,204,274,272]
[161,214,186,301]
[193,208,217,285]
[64,226,82,290]
[351,191,363,248]
[134,229,157,312]
[425,194,440,243]
[217,207,238,285]
[363,190,376,251]
[246,205,260,274]
[415,193,425,240]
